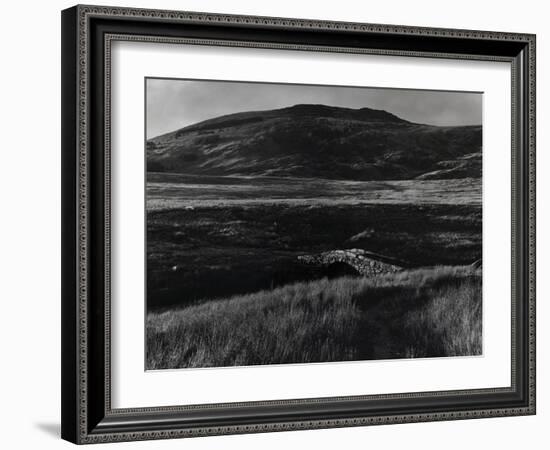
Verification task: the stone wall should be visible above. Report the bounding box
[298,248,404,277]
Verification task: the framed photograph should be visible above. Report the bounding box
[61,5,536,444]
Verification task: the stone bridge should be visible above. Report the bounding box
[297,248,406,277]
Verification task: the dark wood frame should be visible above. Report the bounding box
[61,4,536,444]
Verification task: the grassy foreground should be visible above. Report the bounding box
[146,266,481,369]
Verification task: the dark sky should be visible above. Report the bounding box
[146,78,482,139]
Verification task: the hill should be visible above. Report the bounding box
[147,104,481,181]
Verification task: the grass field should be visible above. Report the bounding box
[147,173,481,210]
[147,266,481,369]
[146,173,482,368]
[147,200,481,309]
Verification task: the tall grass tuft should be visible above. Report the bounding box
[401,279,482,358]
[147,266,482,369]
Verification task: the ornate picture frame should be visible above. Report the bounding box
[61,5,535,444]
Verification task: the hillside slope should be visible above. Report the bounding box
[147,266,482,369]
[147,104,481,181]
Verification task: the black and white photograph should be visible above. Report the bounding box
[51,2,539,445]
[145,78,483,370]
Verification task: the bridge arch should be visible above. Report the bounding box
[324,261,361,278]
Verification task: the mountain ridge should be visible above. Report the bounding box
[151,104,409,140]
[147,103,481,181]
